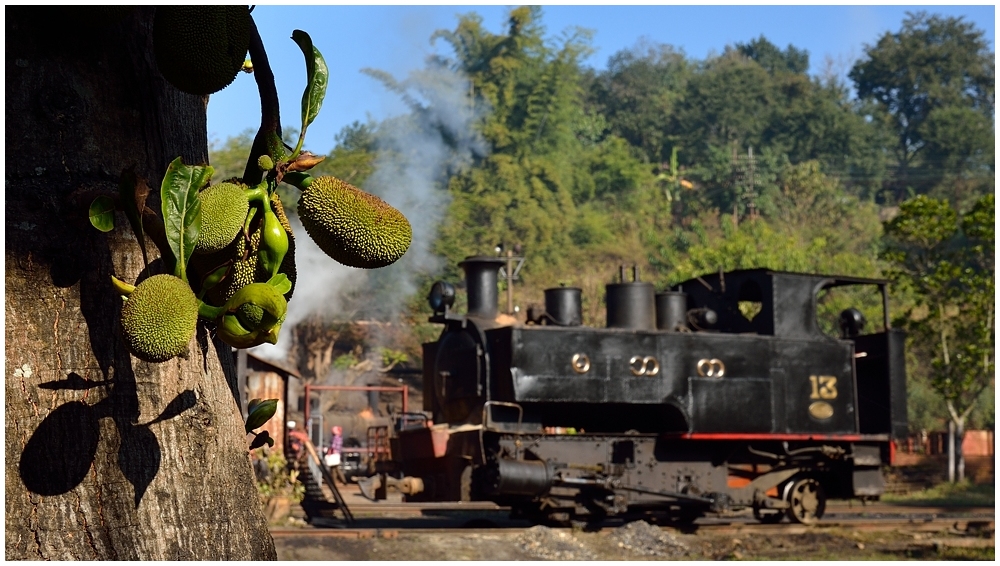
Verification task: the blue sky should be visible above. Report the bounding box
[206,4,995,155]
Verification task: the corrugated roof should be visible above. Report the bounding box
[244,351,301,379]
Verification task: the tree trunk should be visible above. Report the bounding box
[947,421,956,483]
[5,8,276,560]
[954,416,966,483]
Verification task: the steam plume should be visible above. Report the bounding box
[250,58,487,362]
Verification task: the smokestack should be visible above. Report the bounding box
[459,256,506,318]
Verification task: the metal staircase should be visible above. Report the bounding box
[294,439,354,525]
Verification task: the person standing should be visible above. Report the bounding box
[324,425,345,484]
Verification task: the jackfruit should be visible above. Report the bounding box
[235,302,265,330]
[195,182,250,254]
[297,176,411,269]
[216,282,287,348]
[153,6,250,95]
[120,274,199,363]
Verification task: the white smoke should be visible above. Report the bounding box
[250,59,488,363]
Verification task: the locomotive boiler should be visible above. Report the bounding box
[395,256,907,524]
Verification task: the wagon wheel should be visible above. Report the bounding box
[752,504,784,524]
[785,477,826,524]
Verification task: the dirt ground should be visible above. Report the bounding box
[273,521,994,561]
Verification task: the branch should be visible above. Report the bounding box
[242,16,282,186]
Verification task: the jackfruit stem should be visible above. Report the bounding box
[198,300,226,321]
[283,172,312,190]
[244,185,269,205]
[111,275,136,296]
[197,262,232,300]
[290,134,306,163]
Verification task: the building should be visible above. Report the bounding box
[237,350,300,454]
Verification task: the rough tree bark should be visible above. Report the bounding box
[5,8,276,560]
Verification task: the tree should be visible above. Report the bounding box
[882,194,995,481]
[588,40,691,164]
[433,7,597,274]
[5,8,275,559]
[309,121,379,186]
[734,35,809,75]
[209,128,257,183]
[652,160,883,286]
[674,51,775,156]
[850,12,995,200]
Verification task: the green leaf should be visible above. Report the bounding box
[291,30,328,150]
[161,157,212,283]
[266,273,292,296]
[247,398,264,415]
[245,398,278,433]
[88,196,116,232]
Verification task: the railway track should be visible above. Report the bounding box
[270,502,994,540]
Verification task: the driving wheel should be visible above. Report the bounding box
[785,477,826,524]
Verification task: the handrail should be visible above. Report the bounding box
[301,437,354,524]
[481,401,524,461]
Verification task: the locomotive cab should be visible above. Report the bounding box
[674,269,908,439]
[403,259,907,525]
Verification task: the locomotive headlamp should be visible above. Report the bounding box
[428,281,456,313]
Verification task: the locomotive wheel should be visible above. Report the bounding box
[752,504,784,524]
[785,478,826,524]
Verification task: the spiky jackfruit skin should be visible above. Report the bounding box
[235,303,265,330]
[298,176,412,269]
[120,274,199,363]
[195,182,250,254]
[206,224,262,307]
[153,6,250,95]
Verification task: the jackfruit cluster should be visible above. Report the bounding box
[153,6,251,96]
[202,192,297,305]
[120,274,199,363]
[298,176,411,269]
[195,182,250,254]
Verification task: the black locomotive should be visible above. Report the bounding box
[394,256,907,524]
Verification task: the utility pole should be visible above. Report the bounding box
[496,244,525,316]
[505,249,514,315]
[730,145,760,224]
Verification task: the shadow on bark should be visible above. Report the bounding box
[21,244,199,505]
[20,386,197,505]
[19,401,101,496]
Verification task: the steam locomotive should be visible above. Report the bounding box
[391,257,907,525]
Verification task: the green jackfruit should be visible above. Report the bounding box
[153,6,250,95]
[195,182,250,254]
[201,193,297,306]
[235,302,265,330]
[298,176,411,269]
[120,274,199,363]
